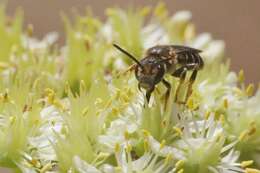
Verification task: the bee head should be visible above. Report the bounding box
[134,57,165,90]
[113,44,165,90]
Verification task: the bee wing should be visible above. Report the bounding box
[171,45,202,54]
[147,45,202,57]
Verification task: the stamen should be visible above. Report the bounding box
[160,139,166,150]
[245,168,260,173]
[175,160,185,170]
[223,98,228,109]
[238,69,245,84]
[246,84,254,97]
[241,160,254,168]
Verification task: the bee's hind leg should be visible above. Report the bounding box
[185,69,197,103]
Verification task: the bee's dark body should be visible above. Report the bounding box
[113,44,204,107]
[146,45,204,73]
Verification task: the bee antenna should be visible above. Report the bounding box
[113,44,144,69]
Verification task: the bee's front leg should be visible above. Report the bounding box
[116,64,137,78]
[145,86,155,107]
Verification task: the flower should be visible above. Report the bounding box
[0,3,260,173]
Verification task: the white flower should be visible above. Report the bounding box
[28,106,63,162]
[73,156,102,173]
[115,147,175,173]
[173,114,246,173]
[171,11,192,23]
[98,118,138,152]
[142,24,170,49]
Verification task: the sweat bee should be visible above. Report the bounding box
[113,44,204,106]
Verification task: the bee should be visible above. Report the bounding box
[113,44,204,106]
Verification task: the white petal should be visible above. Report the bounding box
[73,156,102,173]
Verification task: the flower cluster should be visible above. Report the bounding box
[0,2,259,173]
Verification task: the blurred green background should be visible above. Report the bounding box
[5,0,260,83]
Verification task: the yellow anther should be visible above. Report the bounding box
[53,99,65,111]
[115,143,120,152]
[241,160,254,168]
[82,107,89,116]
[204,111,211,120]
[142,129,151,137]
[238,69,245,84]
[144,139,149,152]
[175,160,185,170]
[160,139,166,150]
[30,159,39,167]
[40,163,52,173]
[140,6,151,17]
[173,127,182,136]
[246,84,254,97]
[0,91,9,102]
[177,169,184,173]
[126,144,132,153]
[239,130,248,141]
[164,153,173,165]
[94,98,103,106]
[248,125,256,136]
[245,168,260,173]
[47,95,55,104]
[124,131,130,140]
[121,93,130,103]
[83,37,90,50]
[223,98,228,109]
[234,87,243,96]
[187,98,194,110]
[44,88,55,96]
[187,97,199,110]
[111,107,119,116]
[219,114,225,124]
[154,2,167,18]
[27,24,34,37]
[9,116,16,125]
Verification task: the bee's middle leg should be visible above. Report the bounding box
[162,79,171,109]
[172,67,187,104]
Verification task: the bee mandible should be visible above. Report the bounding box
[113,44,204,106]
